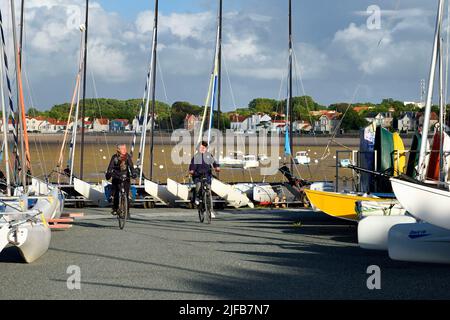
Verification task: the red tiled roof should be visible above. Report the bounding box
[96,118,109,125]
[229,114,247,122]
[353,106,371,113]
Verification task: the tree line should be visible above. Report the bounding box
[22,97,443,131]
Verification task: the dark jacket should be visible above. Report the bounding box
[106,153,136,181]
[189,152,219,183]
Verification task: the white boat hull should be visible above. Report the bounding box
[211,178,254,208]
[17,223,51,263]
[74,178,109,207]
[358,215,417,250]
[391,177,450,230]
[388,222,450,264]
[144,179,179,206]
[166,178,190,201]
[253,184,277,203]
[30,178,65,219]
[0,190,57,263]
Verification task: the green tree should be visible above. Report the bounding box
[248,98,278,114]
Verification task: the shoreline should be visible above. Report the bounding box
[19,133,414,147]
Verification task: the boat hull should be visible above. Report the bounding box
[211,178,254,208]
[388,222,450,264]
[74,178,108,207]
[166,178,190,202]
[304,189,387,221]
[358,215,417,250]
[391,177,450,230]
[144,179,179,206]
[17,223,51,263]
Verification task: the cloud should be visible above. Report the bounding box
[0,1,440,110]
[332,18,431,77]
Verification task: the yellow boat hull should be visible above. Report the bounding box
[393,132,406,176]
[304,189,388,221]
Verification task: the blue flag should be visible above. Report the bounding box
[284,126,291,155]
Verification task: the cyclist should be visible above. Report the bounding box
[189,141,220,217]
[105,143,137,216]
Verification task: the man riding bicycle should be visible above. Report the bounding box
[189,141,220,217]
[105,144,137,216]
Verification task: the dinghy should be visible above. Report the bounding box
[390,0,450,231]
[304,189,388,221]
[358,215,417,251]
[388,222,450,264]
[294,151,310,165]
[391,177,450,230]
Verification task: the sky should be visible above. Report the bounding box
[0,0,444,112]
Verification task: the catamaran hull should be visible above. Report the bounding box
[211,178,254,208]
[1,190,57,263]
[391,177,450,230]
[358,215,417,250]
[166,179,190,202]
[0,222,51,263]
[74,178,108,207]
[388,222,450,264]
[144,179,179,206]
[30,179,64,219]
[17,223,51,263]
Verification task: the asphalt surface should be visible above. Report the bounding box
[1,207,450,300]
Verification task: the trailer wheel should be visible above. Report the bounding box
[143,197,155,209]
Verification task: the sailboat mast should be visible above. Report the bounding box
[217,0,222,131]
[149,0,159,181]
[288,0,294,172]
[0,41,11,195]
[80,0,89,180]
[0,8,19,187]
[439,27,445,182]
[10,0,27,189]
[19,0,24,68]
[418,0,445,180]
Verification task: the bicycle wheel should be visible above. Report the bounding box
[198,191,205,223]
[117,191,128,230]
[204,189,211,224]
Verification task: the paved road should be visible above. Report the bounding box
[1,207,449,300]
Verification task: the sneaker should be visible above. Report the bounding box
[111,210,117,216]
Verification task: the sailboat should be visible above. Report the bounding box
[304,124,403,221]
[136,0,175,206]
[40,22,88,211]
[0,1,60,263]
[359,0,450,259]
[163,0,253,209]
[68,0,113,207]
[390,0,450,231]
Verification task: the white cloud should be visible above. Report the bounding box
[332,21,430,76]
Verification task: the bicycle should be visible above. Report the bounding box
[196,174,212,224]
[116,175,130,230]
